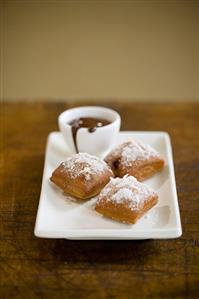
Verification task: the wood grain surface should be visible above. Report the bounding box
[1,101,199,299]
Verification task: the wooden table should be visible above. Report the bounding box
[1,101,199,299]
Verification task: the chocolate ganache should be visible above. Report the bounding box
[69,117,111,152]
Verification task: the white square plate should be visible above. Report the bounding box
[34,131,182,240]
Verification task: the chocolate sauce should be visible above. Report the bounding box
[69,117,111,153]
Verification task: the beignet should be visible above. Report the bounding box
[105,140,164,181]
[95,175,158,224]
[50,153,113,200]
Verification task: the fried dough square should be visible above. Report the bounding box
[95,175,158,224]
[105,141,164,181]
[50,153,113,200]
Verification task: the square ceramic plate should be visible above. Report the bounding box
[34,131,182,240]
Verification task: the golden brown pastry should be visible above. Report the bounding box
[95,175,158,224]
[105,140,164,181]
[50,153,113,200]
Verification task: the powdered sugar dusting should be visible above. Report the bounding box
[99,175,157,210]
[100,187,112,197]
[121,141,159,166]
[61,152,111,181]
[112,188,134,202]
